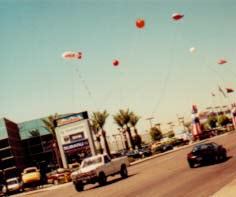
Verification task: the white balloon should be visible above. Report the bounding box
[189,47,196,53]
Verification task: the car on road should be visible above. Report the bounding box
[71,154,129,192]
[46,168,72,185]
[2,177,24,195]
[187,142,227,168]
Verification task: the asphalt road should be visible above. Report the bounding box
[18,132,236,197]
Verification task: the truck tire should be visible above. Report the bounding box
[120,165,128,178]
[75,182,84,192]
[99,172,107,186]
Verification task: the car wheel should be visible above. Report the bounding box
[214,155,219,163]
[222,152,227,161]
[120,165,128,178]
[99,172,107,186]
[74,182,84,192]
[188,161,195,168]
[54,179,59,185]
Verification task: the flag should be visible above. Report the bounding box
[218,86,226,97]
[191,105,198,114]
[232,102,236,108]
[226,88,234,93]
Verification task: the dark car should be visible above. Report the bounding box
[138,146,152,158]
[187,142,227,168]
[153,143,173,153]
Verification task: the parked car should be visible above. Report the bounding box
[138,146,152,157]
[2,177,24,195]
[68,163,80,172]
[192,130,214,141]
[21,167,41,188]
[187,142,227,168]
[152,142,173,153]
[47,168,72,185]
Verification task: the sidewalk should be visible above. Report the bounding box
[212,179,236,197]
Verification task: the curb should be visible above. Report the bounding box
[211,179,236,197]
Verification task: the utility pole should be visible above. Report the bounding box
[146,117,154,128]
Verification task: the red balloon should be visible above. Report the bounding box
[136,19,145,28]
[113,60,119,66]
[172,13,184,21]
[218,59,227,64]
[77,52,82,59]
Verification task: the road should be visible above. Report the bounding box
[18,132,236,197]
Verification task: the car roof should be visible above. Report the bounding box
[192,142,218,149]
[6,177,19,181]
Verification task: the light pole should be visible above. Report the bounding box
[146,117,154,128]
[112,134,120,152]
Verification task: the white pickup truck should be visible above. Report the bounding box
[71,154,129,192]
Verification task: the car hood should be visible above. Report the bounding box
[80,163,102,173]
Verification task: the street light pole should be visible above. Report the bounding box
[146,117,154,128]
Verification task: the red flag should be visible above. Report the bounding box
[192,105,198,114]
[226,88,234,93]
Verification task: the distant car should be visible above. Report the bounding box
[138,147,152,157]
[2,177,24,195]
[192,131,214,141]
[69,163,80,172]
[47,168,72,185]
[152,143,173,153]
[187,142,227,168]
[126,150,142,159]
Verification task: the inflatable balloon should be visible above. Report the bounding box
[62,51,82,60]
[62,51,76,59]
[113,60,119,66]
[218,59,227,64]
[189,47,196,53]
[172,13,184,21]
[77,52,82,59]
[136,19,145,29]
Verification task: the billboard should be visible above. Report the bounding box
[55,111,96,168]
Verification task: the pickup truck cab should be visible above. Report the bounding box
[71,154,129,192]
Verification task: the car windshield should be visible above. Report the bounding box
[26,169,36,173]
[7,180,18,185]
[192,144,208,152]
[82,156,102,168]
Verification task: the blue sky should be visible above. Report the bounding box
[1,0,236,134]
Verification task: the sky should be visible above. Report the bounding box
[1,0,236,135]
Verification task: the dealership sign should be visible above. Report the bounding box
[63,139,90,154]
[56,111,89,127]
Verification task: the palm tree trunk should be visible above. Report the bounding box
[122,131,129,150]
[134,128,142,149]
[102,129,111,157]
[96,135,103,154]
[53,137,62,168]
[126,126,135,149]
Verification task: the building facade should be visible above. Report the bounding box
[0,118,25,182]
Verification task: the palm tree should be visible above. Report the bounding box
[42,113,62,167]
[90,119,103,154]
[129,112,142,149]
[117,109,135,149]
[113,113,129,150]
[91,111,111,157]
[29,129,40,137]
